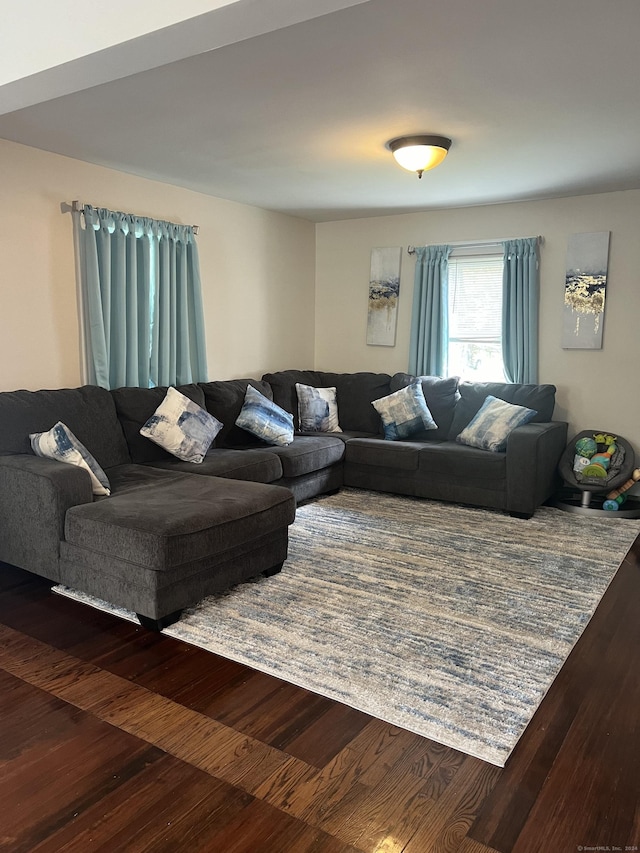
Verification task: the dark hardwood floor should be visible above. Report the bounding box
[0,535,638,852]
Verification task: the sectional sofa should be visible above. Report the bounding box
[0,370,567,628]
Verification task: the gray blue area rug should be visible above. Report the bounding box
[55,489,640,766]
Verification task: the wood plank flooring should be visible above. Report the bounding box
[0,534,638,852]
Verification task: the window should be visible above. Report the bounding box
[447,248,505,381]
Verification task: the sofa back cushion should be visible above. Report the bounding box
[263,371,392,434]
[448,381,557,440]
[390,374,460,440]
[200,379,274,448]
[111,384,207,463]
[0,385,130,468]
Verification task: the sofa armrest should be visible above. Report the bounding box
[0,455,93,579]
[505,421,568,515]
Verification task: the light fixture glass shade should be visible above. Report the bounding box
[388,135,451,177]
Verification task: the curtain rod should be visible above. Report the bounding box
[407,235,543,255]
[68,200,199,234]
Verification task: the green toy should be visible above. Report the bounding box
[593,433,617,446]
[575,436,597,458]
[582,442,617,478]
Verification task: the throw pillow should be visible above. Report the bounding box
[30,421,111,496]
[295,383,342,433]
[236,384,294,446]
[389,373,460,439]
[456,395,537,452]
[447,381,556,440]
[139,386,222,463]
[372,381,438,441]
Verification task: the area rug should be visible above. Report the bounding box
[54,489,640,766]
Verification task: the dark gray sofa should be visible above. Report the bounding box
[264,370,568,517]
[0,370,567,628]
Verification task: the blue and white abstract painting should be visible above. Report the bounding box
[367,247,401,346]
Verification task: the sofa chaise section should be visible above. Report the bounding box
[61,465,294,628]
[0,385,296,628]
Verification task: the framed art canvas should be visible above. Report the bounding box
[562,231,610,349]
[366,247,401,346]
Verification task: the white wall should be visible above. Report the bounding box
[0,138,315,391]
[316,191,640,459]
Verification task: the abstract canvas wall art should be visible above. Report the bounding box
[562,231,610,349]
[367,247,401,346]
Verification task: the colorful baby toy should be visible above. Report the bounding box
[574,433,617,478]
[603,468,640,510]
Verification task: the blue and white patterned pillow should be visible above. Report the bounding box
[236,384,294,446]
[30,421,111,496]
[456,395,537,452]
[372,381,438,441]
[296,383,342,433]
[140,386,222,463]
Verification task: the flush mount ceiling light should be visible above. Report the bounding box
[387,135,452,179]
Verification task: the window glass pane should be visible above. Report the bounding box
[448,254,505,381]
[448,341,505,382]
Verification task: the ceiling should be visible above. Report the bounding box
[2,0,640,222]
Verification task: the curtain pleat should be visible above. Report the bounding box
[408,245,452,376]
[76,206,208,389]
[502,237,539,383]
[187,239,208,383]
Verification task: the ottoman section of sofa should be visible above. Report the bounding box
[59,470,295,622]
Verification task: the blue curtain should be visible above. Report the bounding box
[76,206,208,389]
[408,244,452,376]
[502,237,539,383]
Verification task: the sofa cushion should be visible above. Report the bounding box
[65,468,295,570]
[296,383,342,433]
[139,387,222,463]
[200,379,273,448]
[419,441,507,480]
[263,435,345,477]
[0,385,130,468]
[346,438,422,471]
[236,385,294,446]
[448,382,557,439]
[111,384,206,463]
[390,374,460,440]
[372,381,437,440]
[30,421,111,496]
[104,462,189,496]
[456,395,538,453]
[145,448,282,483]
[263,370,392,434]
